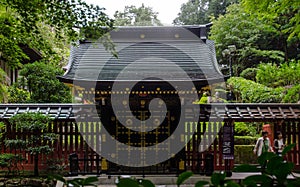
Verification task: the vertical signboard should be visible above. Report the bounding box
[222,124,234,159]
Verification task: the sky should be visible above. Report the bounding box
[84,0,189,25]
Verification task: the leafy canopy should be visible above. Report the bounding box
[242,0,300,41]
[0,0,114,68]
[209,3,286,74]
[173,0,238,25]
[9,62,72,103]
[113,4,162,26]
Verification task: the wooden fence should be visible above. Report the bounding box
[0,103,299,175]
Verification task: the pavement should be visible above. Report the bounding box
[56,172,300,187]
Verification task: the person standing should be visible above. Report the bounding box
[253,131,273,157]
[274,131,285,156]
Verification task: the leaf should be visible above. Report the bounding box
[195,181,209,187]
[243,175,272,187]
[273,162,294,182]
[176,171,193,186]
[233,164,260,172]
[69,178,83,186]
[117,178,140,187]
[266,155,283,174]
[287,177,300,187]
[211,172,226,186]
[257,152,276,166]
[282,143,296,156]
[225,180,241,187]
[138,179,155,187]
[47,174,66,183]
[81,176,99,186]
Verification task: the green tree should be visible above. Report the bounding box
[114,4,162,26]
[9,62,72,103]
[9,113,56,176]
[227,77,284,103]
[256,61,300,88]
[0,0,114,68]
[242,0,300,61]
[242,0,300,42]
[209,4,285,75]
[0,68,9,103]
[173,0,238,25]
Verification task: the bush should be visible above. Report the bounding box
[234,122,257,136]
[282,84,300,103]
[227,77,284,103]
[234,145,256,164]
[234,136,257,145]
[240,68,257,81]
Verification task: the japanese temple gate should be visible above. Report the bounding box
[1,26,299,174]
[0,103,299,174]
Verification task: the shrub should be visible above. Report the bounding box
[240,68,257,81]
[227,77,284,103]
[234,145,256,164]
[282,84,300,103]
[234,136,257,145]
[234,122,257,136]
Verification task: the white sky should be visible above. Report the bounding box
[84,0,189,25]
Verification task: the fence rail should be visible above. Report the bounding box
[0,103,299,175]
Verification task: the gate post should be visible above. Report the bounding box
[69,153,79,176]
[204,153,214,176]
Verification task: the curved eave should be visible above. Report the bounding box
[57,76,225,86]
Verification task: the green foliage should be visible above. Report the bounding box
[10,62,72,103]
[9,112,57,176]
[196,171,239,187]
[195,180,209,187]
[1,0,113,41]
[0,153,15,168]
[114,4,162,26]
[5,139,27,151]
[210,4,286,73]
[176,171,193,186]
[242,0,300,41]
[240,68,257,81]
[233,164,259,172]
[256,61,300,88]
[227,77,284,103]
[7,84,30,103]
[117,178,140,187]
[234,136,257,145]
[0,68,9,103]
[0,153,24,175]
[68,177,99,187]
[173,0,238,25]
[234,122,257,136]
[282,84,300,103]
[228,61,300,103]
[45,158,67,175]
[0,0,114,79]
[0,6,29,68]
[235,143,299,186]
[0,121,5,139]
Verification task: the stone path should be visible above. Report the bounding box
[56,172,300,187]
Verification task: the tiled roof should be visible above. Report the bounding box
[0,104,299,121]
[58,26,224,84]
